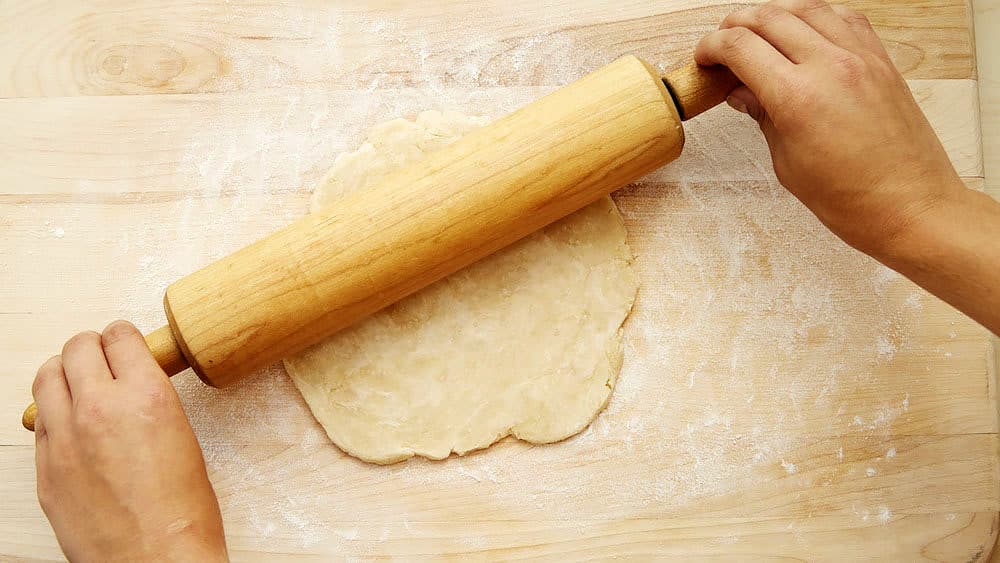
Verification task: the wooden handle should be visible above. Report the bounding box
[662,62,740,121]
[163,55,686,388]
[21,325,188,431]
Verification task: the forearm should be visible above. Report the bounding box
[874,182,1000,334]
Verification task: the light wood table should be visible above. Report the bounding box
[975,0,1000,557]
[1,1,996,560]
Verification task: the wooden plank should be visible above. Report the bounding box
[979,0,1000,198]
[7,514,997,561]
[0,79,982,201]
[1,434,996,558]
[0,0,974,99]
[973,1,1000,556]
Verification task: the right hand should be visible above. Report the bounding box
[694,0,965,256]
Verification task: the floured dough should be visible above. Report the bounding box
[283,110,638,464]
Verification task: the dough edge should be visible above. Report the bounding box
[283,110,638,465]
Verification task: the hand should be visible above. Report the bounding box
[694,0,965,256]
[32,320,227,562]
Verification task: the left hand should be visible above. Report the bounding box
[32,320,227,562]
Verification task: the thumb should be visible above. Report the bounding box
[726,85,766,124]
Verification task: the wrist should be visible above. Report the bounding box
[143,518,228,563]
[160,540,228,563]
[868,178,971,270]
[98,537,226,563]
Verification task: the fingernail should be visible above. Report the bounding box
[727,96,748,114]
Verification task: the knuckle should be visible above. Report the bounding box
[74,398,109,430]
[63,331,101,355]
[803,0,830,10]
[831,4,871,28]
[781,0,828,16]
[102,319,137,346]
[830,52,865,82]
[138,382,172,412]
[846,10,869,25]
[721,6,752,28]
[719,27,753,52]
[753,4,787,25]
[32,356,62,397]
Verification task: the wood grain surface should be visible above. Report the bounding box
[0,0,975,97]
[1,0,996,560]
[974,4,1000,563]
[977,0,1000,201]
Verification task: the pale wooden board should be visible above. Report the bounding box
[0,80,982,197]
[0,0,974,99]
[973,3,1000,558]
[977,0,1000,200]
[1,0,996,560]
[1,441,997,560]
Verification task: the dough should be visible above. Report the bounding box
[283,110,638,464]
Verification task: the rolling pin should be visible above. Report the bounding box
[22,56,737,431]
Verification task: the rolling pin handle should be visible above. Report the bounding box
[21,324,189,432]
[662,62,741,121]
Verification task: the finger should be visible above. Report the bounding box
[830,4,889,58]
[102,320,166,384]
[727,85,781,142]
[727,85,764,120]
[720,4,832,63]
[32,355,71,435]
[771,0,862,51]
[62,331,113,396]
[695,27,795,109]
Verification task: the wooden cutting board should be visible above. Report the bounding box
[0,1,996,560]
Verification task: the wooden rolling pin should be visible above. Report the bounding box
[22,56,737,431]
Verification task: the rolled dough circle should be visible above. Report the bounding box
[283,110,638,464]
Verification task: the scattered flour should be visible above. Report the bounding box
[877,506,893,524]
[853,503,892,525]
[29,4,927,552]
[162,162,921,548]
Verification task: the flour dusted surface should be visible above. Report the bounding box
[117,93,943,551]
[69,71,935,553]
[283,111,639,464]
[128,92,932,548]
[64,4,947,548]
